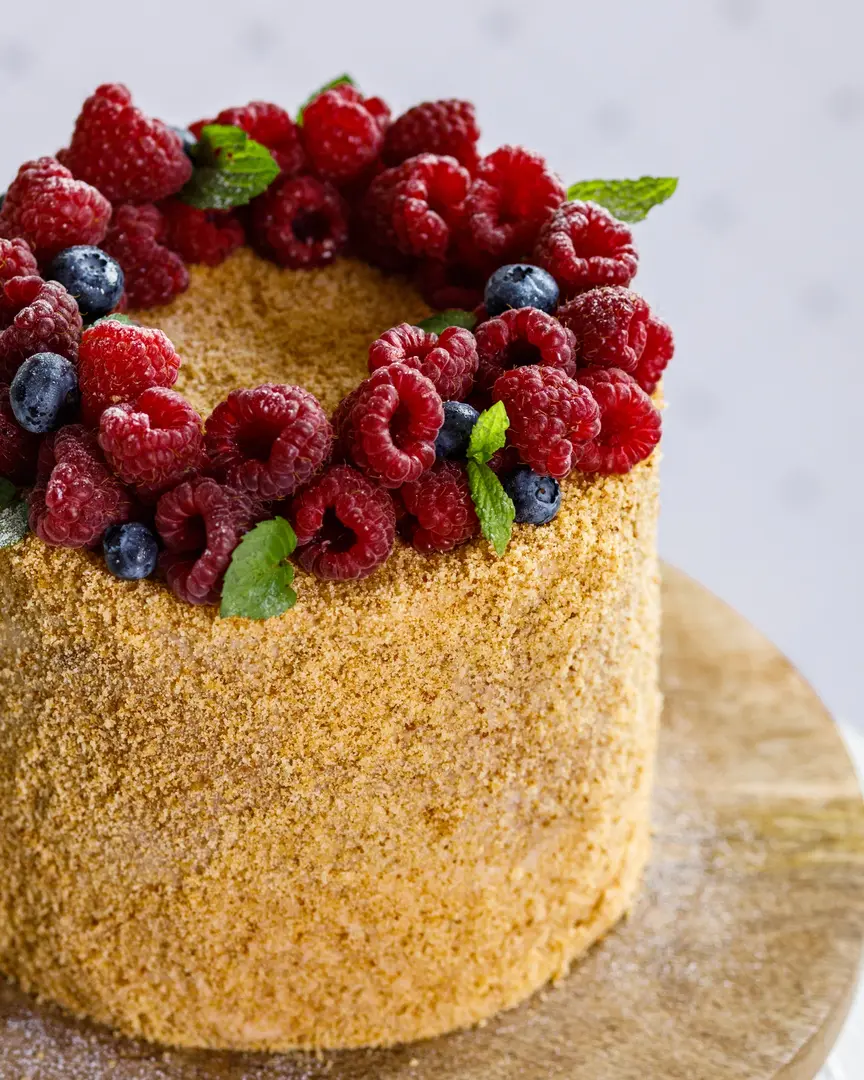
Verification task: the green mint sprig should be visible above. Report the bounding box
[297,74,356,124]
[0,484,29,549]
[465,402,515,557]
[180,125,280,211]
[92,313,136,327]
[417,309,478,335]
[566,176,678,223]
[220,517,298,620]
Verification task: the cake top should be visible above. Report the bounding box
[0,79,677,619]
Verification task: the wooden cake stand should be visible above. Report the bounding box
[2,566,862,1079]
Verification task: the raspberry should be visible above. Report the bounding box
[632,314,674,395]
[160,200,245,267]
[0,157,111,262]
[102,204,189,308]
[462,146,565,261]
[493,365,600,479]
[368,323,478,401]
[156,477,261,605]
[415,255,492,311]
[250,176,349,269]
[59,83,192,204]
[204,384,332,500]
[343,363,443,488]
[383,100,480,172]
[576,367,662,474]
[98,387,205,499]
[475,307,576,392]
[0,385,40,483]
[0,276,82,382]
[0,238,38,284]
[557,286,649,373]
[211,101,306,176]
[78,320,181,426]
[401,460,478,553]
[371,154,471,261]
[28,424,132,548]
[291,464,395,581]
[534,201,639,296]
[301,85,390,183]
[354,170,415,272]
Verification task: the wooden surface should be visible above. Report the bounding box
[1,566,862,1080]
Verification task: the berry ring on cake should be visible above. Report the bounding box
[0,79,677,1052]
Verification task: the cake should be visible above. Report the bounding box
[0,81,675,1052]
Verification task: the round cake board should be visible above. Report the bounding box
[1,566,862,1080]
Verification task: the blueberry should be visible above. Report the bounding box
[171,125,198,160]
[45,246,125,322]
[103,523,160,581]
[435,401,480,459]
[502,467,562,525]
[10,353,79,433]
[484,264,560,318]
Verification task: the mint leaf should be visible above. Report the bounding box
[467,460,515,558]
[181,125,280,211]
[0,494,29,548]
[566,177,678,223]
[467,401,509,465]
[297,74,356,124]
[220,517,298,620]
[417,309,478,335]
[0,478,16,511]
[92,313,136,327]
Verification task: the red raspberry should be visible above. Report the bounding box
[475,307,576,392]
[250,176,349,269]
[160,200,245,267]
[343,363,443,488]
[59,83,192,204]
[632,314,674,395]
[383,100,480,172]
[0,157,111,262]
[0,276,82,382]
[557,286,649,373]
[416,257,489,311]
[301,84,390,183]
[462,146,565,261]
[98,387,205,499]
[211,101,306,176]
[102,204,189,308]
[576,367,662,474]
[354,169,415,272]
[78,320,181,426]
[291,464,395,581]
[493,366,600,479]
[205,384,332,500]
[0,238,38,284]
[156,477,261,605]
[534,201,639,296]
[0,385,40,484]
[368,323,478,401]
[401,460,478,553]
[28,425,132,548]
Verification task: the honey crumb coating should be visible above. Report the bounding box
[0,252,661,1051]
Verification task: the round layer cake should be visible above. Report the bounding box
[0,251,661,1051]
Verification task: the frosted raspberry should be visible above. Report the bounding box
[302,84,390,183]
[0,276,82,382]
[156,477,261,605]
[78,320,181,426]
[462,146,565,261]
[368,323,477,401]
[534,201,638,295]
[250,176,349,269]
[401,460,478,553]
[557,286,649,373]
[372,154,471,261]
[632,314,674,395]
[291,464,395,581]
[98,387,204,499]
[493,365,600,479]
[205,384,332,500]
[160,200,245,267]
[344,363,443,488]
[475,307,576,392]
[59,83,192,203]
[0,385,40,483]
[416,256,492,311]
[211,100,306,176]
[102,204,189,308]
[383,100,480,172]
[0,157,111,262]
[28,424,132,548]
[576,367,661,474]
[0,238,38,284]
